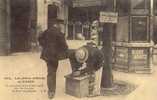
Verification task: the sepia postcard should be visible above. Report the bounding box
[0,0,157,100]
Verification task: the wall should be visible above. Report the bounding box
[0,0,10,55]
[36,0,69,36]
[37,0,47,33]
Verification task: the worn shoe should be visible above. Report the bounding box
[48,91,55,99]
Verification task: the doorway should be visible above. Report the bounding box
[10,0,31,52]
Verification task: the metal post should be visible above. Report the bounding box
[101,23,114,88]
[100,0,116,89]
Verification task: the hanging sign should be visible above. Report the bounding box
[99,12,118,23]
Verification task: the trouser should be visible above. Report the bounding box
[46,60,58,93]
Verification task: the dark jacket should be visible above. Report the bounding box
[84,43,104,71]
[38,27,68,61]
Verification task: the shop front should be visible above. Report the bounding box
[113,0,154,73]
[67,0,114,40]
[153,0,157,65]
[0,0,38,55]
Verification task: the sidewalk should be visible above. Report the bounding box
[0,40,156,100]
[0,52,156,100]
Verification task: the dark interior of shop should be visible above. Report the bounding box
[10,0,31,52]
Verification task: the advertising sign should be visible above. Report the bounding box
[99,12,118,23]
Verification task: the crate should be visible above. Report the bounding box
[65,74,90,98]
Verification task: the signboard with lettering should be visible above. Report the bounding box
[99,12,118,23]
[114,47,129,69]
[130,48,148,67]
[131,49,148,60]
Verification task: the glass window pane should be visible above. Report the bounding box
[105,0,114,11]
[116,0,130,16]
[131,17,148,41]
[116,16,129,42]
[75,22,82,33]
[131,0,148,9]
[154,0,157,15]
[68,24,74,39]
[153,17,157,44]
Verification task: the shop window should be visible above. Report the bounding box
[131,0,150,15]
[67,22,74,40]
[116,0,130,16]
[153,17,157,44]
[132,0,148,9]
[154,0,157,15]
[116,16,129,42]
[131,16,149,42]
[105,0,114,11]
[83,23,90,40]
[75,21,83,39]
[75,21,82,33]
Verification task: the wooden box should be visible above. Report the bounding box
[65,74,90,98]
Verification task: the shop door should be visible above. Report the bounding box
[10,0,31,52]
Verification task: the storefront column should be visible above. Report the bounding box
[149,0,154,72]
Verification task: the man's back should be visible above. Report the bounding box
[38,27,68,61]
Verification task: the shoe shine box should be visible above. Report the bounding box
[65,74,91,98]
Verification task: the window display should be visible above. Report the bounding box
[131,16,149,42]
[132,0,148,9]
[116,0,130,16]
[131,0,150,14]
